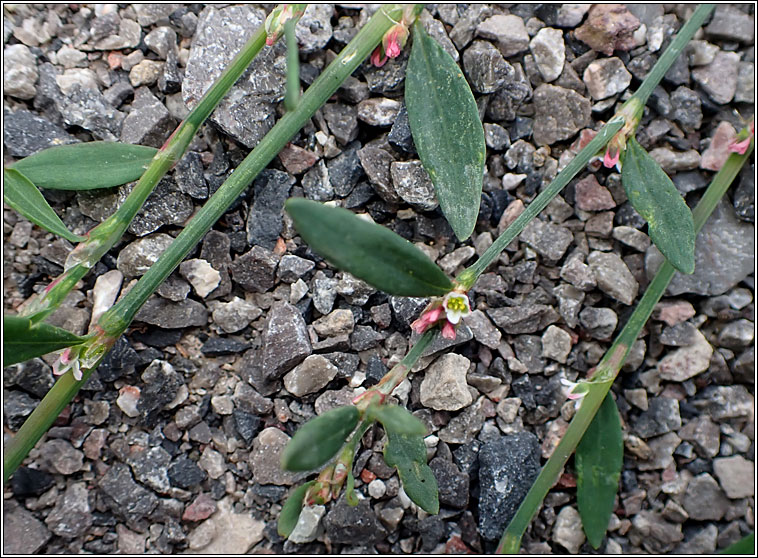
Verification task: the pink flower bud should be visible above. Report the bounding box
[441,321,456,340]
[370,46,387,67]
[603,148,620,170]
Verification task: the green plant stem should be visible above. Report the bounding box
[457,116,624,288]
[22,21,270,322]
[497,138,754,554]
[98,4,418,335]
[632,4,714,104]
[4,4,421,485]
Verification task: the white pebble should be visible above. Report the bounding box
[368,479,387,499]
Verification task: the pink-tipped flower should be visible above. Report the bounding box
[442,292,471,325]
[382,24,408,59]
[411,304,443,334]
[603,147,621,171]
[727,120,754,155]
[441,321,456,340]
[53,347,83,381]
[264,4,306,46]
[560,378,589,411]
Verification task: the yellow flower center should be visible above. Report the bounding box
[446,297,467,312]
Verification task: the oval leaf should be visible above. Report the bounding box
[12,142,157,190]
[384,431,439,514]
[406,21,485,241]
[367,404,427,437]
[621,138,695,274]
[576,393,623,549]
[285,198,453,297]
[3,168,85,243]
[281,406,359,472]
[720,533,754,555]
[4,315,86,367]
[278,481,315,537]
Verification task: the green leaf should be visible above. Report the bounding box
[285,198,453,297]
[4,315,86,367]
[406,21,485,241]
[367,404,427,437]
[277,481,315,537]
[384,431,439,514]
[576,393,623,549]
[621,138,695,274]
[281,406,359,472]
[345,470,359,507]
[11,141,157,191]
[720,533,754,555]
[3,168,85,243]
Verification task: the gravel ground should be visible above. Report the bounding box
[2,3,755,554]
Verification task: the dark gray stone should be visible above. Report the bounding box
[230,245,279,293]
[579,306,618,341]
[478,432,541,540]
[201,337,251,356]
[3,500,51,553]
[635,398,682,438]
[121,86,175,148]
[182,5,286,147]
[136,297,208,328]
[519,219,573,260]
[10,467,54,497]
[463,40,513,94]
[387,103,416,155]
[128,178,194,236]
[670,86,702,131]
[246,169,295,250]
[98,463,159,519]
[486,63,532,122]
[174,151,208,199]
[323,497,386,545]
[301,160,333,201]
[430,456,470,509]
[103,80,135,108]
[532,83,591,145]
[138,360,184,426]
[322,102,358,145]
[4,390,38,430]
[200,230,232,299]
[362,50,409,96]
[3,108,77,157]
[127,445,172,493]
[233,410,261,444]
[734,162,754,223]
[44,483,91,538]
[487,304,560,334]
[705,5,755,43]
[327,144,364,197]
[168,457,207,489]
[260,301,312,380]
[357,145,399,203]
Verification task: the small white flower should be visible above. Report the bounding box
[442,292,471,325]
[560,377,588,401]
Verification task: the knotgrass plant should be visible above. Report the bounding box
[3,2,752,552]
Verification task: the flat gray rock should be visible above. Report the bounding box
[182,5,286,148]
[646,200,754,296]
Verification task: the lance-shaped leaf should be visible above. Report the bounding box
[4,315,86,367]
[576,393,623,549]
[720,533,754,555]
[4,168,86,243]
[621,138,695,274]
[11,142,157,191]
[281,406,359,472]
[285,198,453,297]
[278,481,315,537]
[367,404,427,437]
[384,431,439,514]
[406,21,485,242]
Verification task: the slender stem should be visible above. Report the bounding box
[99,4,414,335]
[284,19,300,111]
[497,137,754,554]
[4,4,419,484]
[457,117,625,288]
[632,4,715,104]
[22,22,269,321]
